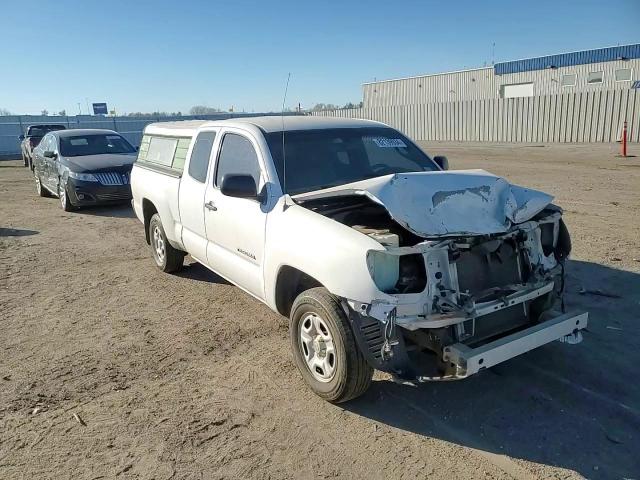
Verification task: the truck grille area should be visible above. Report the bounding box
[456,241,525,298]
[463,304,531,346]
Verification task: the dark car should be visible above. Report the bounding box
[19,124,66,170]
[32,129,137,211]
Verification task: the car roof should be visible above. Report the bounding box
[52,128,119,138]
[145,116,387,136]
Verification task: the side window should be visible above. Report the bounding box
[146,137,177,167]
[37,135,47,151]
[215,133,261,187]
[188,131,216,183]
[137,134,151,161]
[43,135,53,152]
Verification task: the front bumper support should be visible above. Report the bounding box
[441,311,588,378]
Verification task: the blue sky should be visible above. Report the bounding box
[0,0,638,115]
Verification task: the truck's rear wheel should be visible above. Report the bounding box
[290,287,373,403]
[149,213,184,273]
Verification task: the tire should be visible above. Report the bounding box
[35,174,50,197]
[58,181,76,212]
[290,287,373,403]
[149,213,184,273]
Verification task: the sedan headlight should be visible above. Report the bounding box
[68,171,98,182]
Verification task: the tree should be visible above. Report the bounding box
[0,108,11,116]
[58,110,66,117]
[190,105,222,115]
[41,109,49,116]
[310,103,338,112]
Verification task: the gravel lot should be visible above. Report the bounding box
[1,142,639,480]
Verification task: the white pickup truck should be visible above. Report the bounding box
[131,116,587,403]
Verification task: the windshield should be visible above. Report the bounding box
[27,125,65,137]
[59,134,136,157]
[266,127,439,195]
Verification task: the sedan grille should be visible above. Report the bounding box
[96,191,132,201]
[94,172,129,186]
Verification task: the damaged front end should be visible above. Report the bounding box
[297,171,588,381]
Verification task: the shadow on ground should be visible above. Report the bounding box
[344,260,640,479]
[176,261,231,285]
[0,227,38,237]
[78,203,136,218]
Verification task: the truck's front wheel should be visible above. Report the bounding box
[149,214,184,273]
[290,287,373,403]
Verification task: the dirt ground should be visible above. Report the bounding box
[1,142,639,480]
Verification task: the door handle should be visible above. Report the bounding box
[204,201,217,211]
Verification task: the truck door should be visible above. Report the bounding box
[204,130,267,300]
[178,130,217,263]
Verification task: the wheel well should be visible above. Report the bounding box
[275,266,323,317]
[142,199,158,244]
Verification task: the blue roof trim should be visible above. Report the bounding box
[494,44,640,75]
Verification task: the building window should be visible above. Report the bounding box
[615,68,632,82]
[587,71,604,84]
[561,74,576,87]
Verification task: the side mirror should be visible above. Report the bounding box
[433,155,449,170]
[19,134,25,141]
[44,150,57,159]
[220,174,261,201]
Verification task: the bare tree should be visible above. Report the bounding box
[0,107,11,116]
[189,105,222,115]
[58,109,66,117]
[41,109,49,116]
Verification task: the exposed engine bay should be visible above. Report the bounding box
[297,177,581,380]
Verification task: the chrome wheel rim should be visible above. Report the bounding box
[152,225,165,264]
[299,313,336,382]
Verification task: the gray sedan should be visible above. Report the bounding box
[32,129,138,211]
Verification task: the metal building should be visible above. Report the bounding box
[363,44,640,107]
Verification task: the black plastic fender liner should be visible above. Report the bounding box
[555,218,572,263]
[347,309,418,379]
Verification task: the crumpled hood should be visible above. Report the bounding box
[64,153,136,172]
[294,170,554,237]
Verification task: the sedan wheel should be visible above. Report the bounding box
[58,183,75,211]
[35,175,49,198]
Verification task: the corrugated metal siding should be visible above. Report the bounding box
[495,44,640,75]
[313,89,639,144]
[363,59,640,106]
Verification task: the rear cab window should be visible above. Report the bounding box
[136,134,192,174]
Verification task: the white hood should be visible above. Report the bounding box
[294,170,554,237]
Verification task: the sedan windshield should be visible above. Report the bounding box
[265,127,438,194]
[59,134,136,157]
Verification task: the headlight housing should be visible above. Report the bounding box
[366,250,399,293]
[68,171,98,182]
